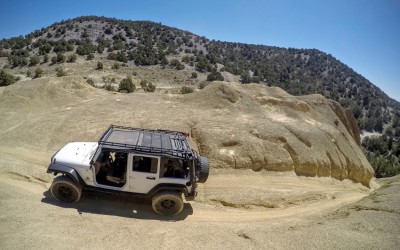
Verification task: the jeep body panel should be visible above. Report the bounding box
[53,142,98,167]
[49,142,98,185]
[47,163,81,184]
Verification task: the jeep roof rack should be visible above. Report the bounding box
[98,125,193,158]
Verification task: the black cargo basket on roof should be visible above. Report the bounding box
[98,125,193,158]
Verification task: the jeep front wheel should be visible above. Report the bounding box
[50,175,82,203]
[152,192,184,216]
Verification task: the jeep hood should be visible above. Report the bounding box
[53,142,98,167]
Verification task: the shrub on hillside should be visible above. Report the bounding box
[97,62,103,70]
[362,135,400,177]
[207,71,224,82]
[105,83,116,91]
[140,80,156,92]
[55,67,67,77]
[29,56,40,66]
[67,54,77,63]
[86,53,94,60]
[43,54,49,63]
[0,70,19,86]
[34,68,43,78]
[86,78,95,86]
[112,63,120,69]
[51,56,57,64]
[57,53,66,63]
[181,86,194,94]
[169,59,185,70]
[119,77,135,93]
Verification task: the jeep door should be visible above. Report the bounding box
[129,154,160,193]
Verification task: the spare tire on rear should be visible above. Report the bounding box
[196,156,209,183]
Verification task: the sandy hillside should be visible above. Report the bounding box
[0,77,373,185]
[0,77,398,249]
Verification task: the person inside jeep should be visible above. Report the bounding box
[106,152,127,186]
[164,159,185,178]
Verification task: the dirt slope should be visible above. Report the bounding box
[0,77,398,249]
[0,78,373,185]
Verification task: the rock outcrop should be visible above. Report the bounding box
[185,83,373,186]
[0,78,374,186]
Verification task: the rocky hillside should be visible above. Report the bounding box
[0,16,398,176]
[0,77,374,185]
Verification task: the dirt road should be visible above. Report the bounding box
[2,166,398,250]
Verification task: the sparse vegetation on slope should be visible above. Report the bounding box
[0,69,19,86]
[0,15,399,176]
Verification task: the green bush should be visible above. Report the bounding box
[86,53,94,60]
[86,78,95,86]
[207,71,224,81]
[34,68,43,78]
[181,86,194,94]
[240,71,251,83]
[112,63,120,69]
[51,56,57,64]
[140,80,156,92]
[56,53,66,63]
[0,70,19,86]
[55,67,66,77]
[43,54,49,63]
[191,72,198,79]
[362,135,400,178]
[29,56,40,66]
[119,77,135,93]
[67,54,77,63]
[97,61,103,70]
[104,83,115,91]
[169,59,185,70]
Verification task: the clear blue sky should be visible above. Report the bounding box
[1,0,399,101]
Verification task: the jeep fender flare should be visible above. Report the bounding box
[47,163,82,185]
[147,184,189,198]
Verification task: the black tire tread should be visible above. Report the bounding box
[152,191,184,216]
[50,175,82,203]
[197,156,209,183]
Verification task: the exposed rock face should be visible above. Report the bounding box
[0,79,374,186]
[187,83,373,186]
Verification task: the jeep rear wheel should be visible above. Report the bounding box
[50,175,82,203]
[152,192,184,216]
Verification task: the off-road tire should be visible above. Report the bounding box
[197,156,209,183]
[152,191,184,216]
[50,175,82,203]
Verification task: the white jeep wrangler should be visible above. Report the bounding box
[47,125,209,216]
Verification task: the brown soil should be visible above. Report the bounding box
[1,169,399,249]
[1,77,397,249]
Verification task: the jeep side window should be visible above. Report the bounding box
[162,157,186,178]
[132,156,158,173]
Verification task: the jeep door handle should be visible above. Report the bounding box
[146,177,156,180]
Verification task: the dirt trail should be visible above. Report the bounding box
[0,168,374,249]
